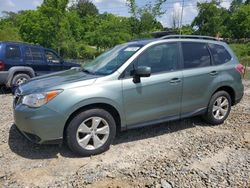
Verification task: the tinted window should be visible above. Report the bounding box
[5,45,21,60]
[30,48,43,61]
[24,47,32,61]
[135,43,179,74]
[182,42,211,69]
[208,43,232,65]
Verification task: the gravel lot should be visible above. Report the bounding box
[0,81,249,188]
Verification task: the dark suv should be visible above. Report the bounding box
[0,41,80,87]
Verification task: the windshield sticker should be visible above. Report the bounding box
[124,47,140,52]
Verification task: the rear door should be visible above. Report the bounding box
[180,42,218,116]
[23,46,48,75]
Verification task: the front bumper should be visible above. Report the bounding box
[14,103,67,144]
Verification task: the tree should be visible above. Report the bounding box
[69,0,98,18]
[126,0,164,37]
[192,1,229,37]
[0,23,21,41]
[84,14,132,49]
[229,4,250,38]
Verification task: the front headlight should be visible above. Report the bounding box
[22,90,63,108]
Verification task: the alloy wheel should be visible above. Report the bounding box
[76,117,110,150]
[212,96,229,120]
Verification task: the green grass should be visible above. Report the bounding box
[230,43,250,66]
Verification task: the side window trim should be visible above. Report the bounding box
[120,42,181,79]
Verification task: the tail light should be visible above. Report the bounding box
[235,64,244,75]
[0,60,5,71]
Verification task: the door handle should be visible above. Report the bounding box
[170,78,181,84]
[209,71,218,76]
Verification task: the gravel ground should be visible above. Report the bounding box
[0,80,249,188]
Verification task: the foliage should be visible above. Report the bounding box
[192,1,229,37]
[229,4,250,38]
[69,0,99,18]
[0,0,249,59]
[230,43,250,65]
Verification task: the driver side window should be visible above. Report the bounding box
[123,42,179,77]
[45,50,60,63]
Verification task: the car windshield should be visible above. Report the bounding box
[82,44,142,75]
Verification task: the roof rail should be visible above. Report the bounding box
[160,35,223,41]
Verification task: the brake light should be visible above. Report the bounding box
[0,60,5,71]
[235,64,244,75]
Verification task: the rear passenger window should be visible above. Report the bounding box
[24,47,32,61]
[208,43,232,65]
[182,42,211,69]
[24,47,43,61]
[30,48,43,61]
[5,45,21,60]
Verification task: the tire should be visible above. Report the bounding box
[11,74,31,86]
[203,91,232,125]
[66,108,116,156]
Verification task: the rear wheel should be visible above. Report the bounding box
[203,91,231,125]
[12,73,30,86]
[66,109,116,156]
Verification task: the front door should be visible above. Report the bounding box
[122,42,183,127]
[45,49,64,72]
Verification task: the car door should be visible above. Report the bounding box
[23,46,48,76]
[180,42,218,116]
[44,49,64,72]
[122,42,183,127]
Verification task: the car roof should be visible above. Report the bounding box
[0,41,42,47]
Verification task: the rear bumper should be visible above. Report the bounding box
[0,71,8,85]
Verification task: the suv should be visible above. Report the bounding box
[13,35,244,156]
[0,41,80,87]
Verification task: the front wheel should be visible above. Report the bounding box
[66,109,116,156]
[203,91,232,125]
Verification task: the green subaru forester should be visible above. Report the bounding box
[13,35,244,156]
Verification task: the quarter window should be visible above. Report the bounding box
[5,45,21,60]
[135,43,179,74]
[182,42,211,69]
[208,43,232,65]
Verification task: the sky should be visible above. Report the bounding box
[0,0,231,27]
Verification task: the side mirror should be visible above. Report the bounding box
[133,66,151,83]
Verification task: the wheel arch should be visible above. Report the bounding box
[63,103,122,140]
[6,66,35,87]
[213,85,236,105]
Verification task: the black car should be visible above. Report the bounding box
[0,41,81,87]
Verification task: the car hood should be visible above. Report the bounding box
[19,69,98,95]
